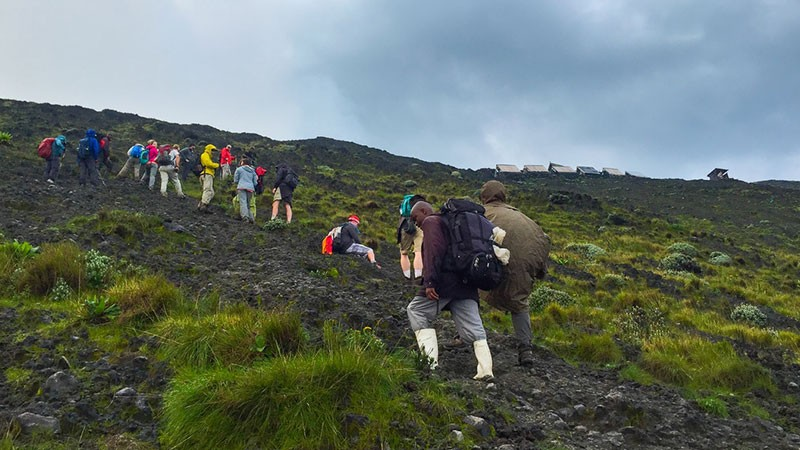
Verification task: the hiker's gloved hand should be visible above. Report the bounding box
[425,287,439,301]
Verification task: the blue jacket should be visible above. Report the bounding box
[52,135,67,158]
[234,165,258,192]
[81,129,100,160]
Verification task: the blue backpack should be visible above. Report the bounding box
[399,194,415,217]
[128,145,143,159]
[77,138,90,160]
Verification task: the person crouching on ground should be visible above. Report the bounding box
[197,144,220,212]
[405,201,494,381]
[233,157,257,223]
[334,215,381,268]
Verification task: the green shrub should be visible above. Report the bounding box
[403,179,418,188]
[85,249,112,289]
[316,165,335,178]
[49,278,72,302]
[709,251,732,266]
[574,333,622,365]
[160,325,450,450]
[696,396,729,418]
[17,242,84,295]
[0,239,39,259]
[730,303,767,328]
[616,306,668,344]
[450,170,462,178]
[529,285,575,312]
[83,295,121,323]
[107,275,181,323]
[660,252,701,274]
[641,336,774,392]
[263,218,289,231]
[598,273,627,290]
[0,131,11,145]
[156,307,306,368]
[564,243,606,260]
[666,242,698,257]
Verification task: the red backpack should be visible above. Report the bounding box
[37,137,55,159]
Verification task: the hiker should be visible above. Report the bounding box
[97,133,113,176]
[44,135,67,184]
[233,157,258,223]
[77,129,101,187]
[405,201,495,381]
[178,144,196,181]
[479,180,550,367]
[197,144,220,212]
[140,140,159,190]
[157,144,185,198]
[397,194,426,280]
[220,144,235,180]
[117,143,143,179]
[271,163,297,223]
[333,215,381,268]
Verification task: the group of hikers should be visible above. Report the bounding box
[38,129,298,223]
[39,130,552,381]
[325,181,551,381]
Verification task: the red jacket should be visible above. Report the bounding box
[220,147,235,165]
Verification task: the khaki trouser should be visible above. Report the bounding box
[200,174,215,205]
[159,166,184,196]
[117,156,140,179]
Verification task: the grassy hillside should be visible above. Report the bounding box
[0,99,798,449]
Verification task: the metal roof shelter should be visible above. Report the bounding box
[626,171,646,177]
[602,167,625,176]
[576,166,601,176]
[495,164,521,173]
[707,168,729,181]
[548,163,576,174]
[522,164,548,173]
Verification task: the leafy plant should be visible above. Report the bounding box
[529,285,575,312]
[564,242,606,260]
[730,303,767,328]
[708,251,732,266]
[660,253,701,274]
[85,249,112,289]
[666,242,699,257]
[263,218,289,231]
[0,239,39,259]
[0,131,11,145]
[84,295,121,323]
[49,277,72,302]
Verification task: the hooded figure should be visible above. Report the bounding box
[44,135,68,183]
[479,180,550,366]
[77,129,101,186]
[197,144,220,211]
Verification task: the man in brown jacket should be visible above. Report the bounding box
[480,180,550,366]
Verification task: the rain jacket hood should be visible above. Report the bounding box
[479,180,507,205]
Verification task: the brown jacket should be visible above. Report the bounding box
[480,181,550,313]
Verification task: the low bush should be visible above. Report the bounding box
[598,273,627,290]
[730,303,767,328]
[564,242,606,260]
[529,285,575,312]
[156,307,306,368]
[263,218,289,231]
[403,179,418,188]
[666,242,699,257]
[709,251,733,266]
[640,336,774,392]
[49,278,72,302]
[616,306,668,344]
[17,242,84,295]
[85,249,112,289]
[107,275,181,324]
[660,252,701,274]
[161,323,458,450]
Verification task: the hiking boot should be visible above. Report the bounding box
[443,335,466,349]
[46,179,54,184]
[518,347,535,367]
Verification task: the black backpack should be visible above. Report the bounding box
[285,170,300,189]
[440,198,504,290]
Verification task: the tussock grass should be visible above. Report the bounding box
[161,324,461,450]
[107,275,181,324]
[16,242,84,295]
[155,306,306,368]
[640,335,775,393]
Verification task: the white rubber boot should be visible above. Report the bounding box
[414,328,439,369]
[473,339,494,381]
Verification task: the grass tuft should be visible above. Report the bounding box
[107,275,181,324]
[17,242,84,295]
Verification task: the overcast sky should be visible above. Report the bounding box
[2,1,799,181]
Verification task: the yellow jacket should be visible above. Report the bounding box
[200,145,220,176]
